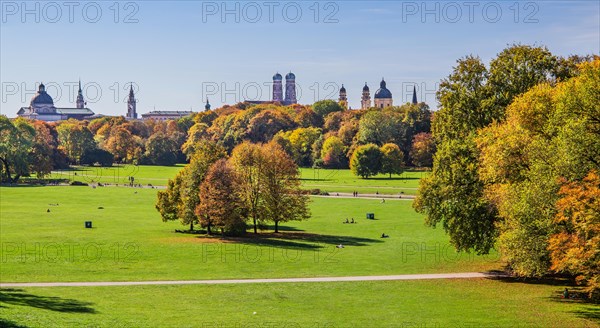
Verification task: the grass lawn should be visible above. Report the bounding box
[43,164,186,186]
[37,165,425,195]
[1,279,598,327]
[300,168,427,195]
[0,186,498,283]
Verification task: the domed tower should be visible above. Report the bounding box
[374,78,393,108]
[30,83,57,114]
[126,84,137,119]
[272,73,283,103]
[76,80,85,109]
[338,84,348,109]
[284,72,297,105]
[361,83,371,109]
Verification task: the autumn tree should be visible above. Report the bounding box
[549,171,600,299]
[156,140,226,230]
[321,135,346,168]
[196,159,245,235]
[410,132,435,168]
[104,126,140,163]
[29,121,57,178]
[350,144,382,179]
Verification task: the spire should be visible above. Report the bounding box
[76,79,85,109]
[205,97,211,111]
[129,83,134,96]
[412,85,418,104]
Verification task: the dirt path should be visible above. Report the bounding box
[0,272,506,288]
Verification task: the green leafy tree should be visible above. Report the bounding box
[144,132,178,166]
[380,143,404,178]
[312,100,343,118]
[350,144,382,179]
[260,142,310,233]
[0,117,35,183]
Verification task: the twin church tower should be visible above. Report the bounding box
[269,73,417,109]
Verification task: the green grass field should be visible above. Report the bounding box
[1,280,598,327]
[0,186,496,283]
[40,165,426,195]
[2,166,598,328]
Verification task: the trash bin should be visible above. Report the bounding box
[366,213,375,220]
[85,221,92,228]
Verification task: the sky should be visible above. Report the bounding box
[1,0,599,117]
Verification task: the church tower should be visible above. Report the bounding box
[284,72,297,105]
[205,98,211,111]
[273,73,283,103]
[412,85,418,104]
[76,80,85,109]
[338,84,348,109]
[126,84,137,119]
[361,83,371,109]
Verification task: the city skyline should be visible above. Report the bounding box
[1,1,598,116]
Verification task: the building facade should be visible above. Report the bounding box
[17,82,94,121]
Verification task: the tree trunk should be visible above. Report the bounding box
[253,217,257,234]
[274,221,279,233]
[207,222,211,235]
[190,222,194,231]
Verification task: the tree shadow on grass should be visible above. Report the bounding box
[485,274,600,323]
[0,288,96,313]
[0,318,29,328]
[220,231,383,250]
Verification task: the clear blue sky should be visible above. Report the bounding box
[1,0,598,117]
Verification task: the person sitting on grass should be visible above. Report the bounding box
[351,218,355,224]
[344,218,349,224]
[381,233,389,238]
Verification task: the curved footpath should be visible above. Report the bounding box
[0,272,506,288]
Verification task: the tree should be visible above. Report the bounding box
[156,140,226,230]
[410,132,435,168]
[260,142,310,233]
[246,110,295,143]
[380,143,404,178]
[0,116,34,183]
[230,142,265,234]
[80,148,114,167]
[144,132,178,166]
[29,121,56,178]
[357,110,397,146]
[549,171,600,299]
[350,144,382,179]
[196,159,245,235]
[312,100,343,118]
[414,138,498,254]
[56,121,96,164]
[321,136,346,168]
[282,127,322,167]
[104,126,140,163]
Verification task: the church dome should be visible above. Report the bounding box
[285,72,295,80]
[30,83,54,106]
[340,84,346,93]
[362,83,370,92]
[273,73,283,81]
[374,79,392,99]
